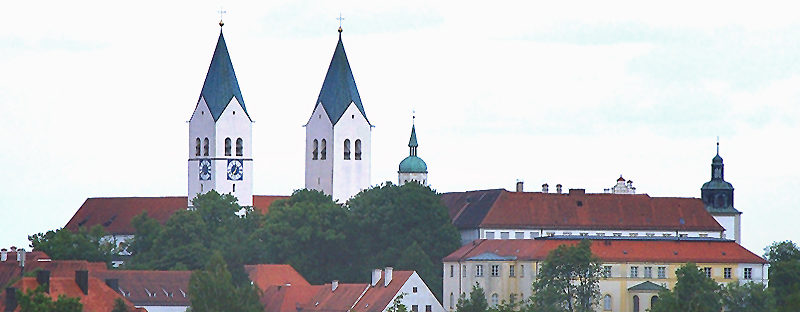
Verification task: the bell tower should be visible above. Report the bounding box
[701,141,741,242]
[188,23,253,207]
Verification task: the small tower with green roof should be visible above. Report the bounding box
[398,118,428,186]
[701,141,741,243]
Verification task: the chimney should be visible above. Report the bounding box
[542,183,549,193]
[1,249,6,262]
[515,181,524,192]
[9,247,16,252]
[18,249,25,268]
[105,279,119,292]
[36,270,50,293]
[384,267,393,287]
[556,184,562,194]
[331,280,339,292]
[371,269,382,287]
[5,288,17,312]
[568,189,586,196]
[76,270,89,295]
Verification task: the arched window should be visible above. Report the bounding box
[236,138,243,156]
[320,139,327,160]
[354,139,362,160]
[312,139,319,160]
[203,138,209,156]
[225,138,232,156]
[633,295,639,312]
[344,139,351,160]
[650,296,658,308]
[603,295,612,311]
[195,138,201,156]
[490,294,498,307]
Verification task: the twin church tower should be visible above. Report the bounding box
[188,25,427,206]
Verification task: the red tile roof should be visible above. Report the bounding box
[245,264,310,291]
[351,271,413,312]
[91,270,192,307]
[442,190,723,231]
[24,260,107,277]
[65,195,288,235]
[0,250,50,288]
[443,239,767,264]
[1,276,141,312]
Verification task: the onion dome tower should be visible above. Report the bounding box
[701,141,741,242]
[398,118,428,186]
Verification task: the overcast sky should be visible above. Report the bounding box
[1,1,798,255]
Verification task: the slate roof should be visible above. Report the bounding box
[197,30,249,121]
[64,195,288,235]
[443,239,768,264]
[91,270,192,307]
[441,189,724,231]
[315,33,369,125]
[1,276,142,312]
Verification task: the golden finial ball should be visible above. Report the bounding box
[219,20,225,27]
[338,27,342,33]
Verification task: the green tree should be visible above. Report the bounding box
[16,285,82,312]
[388,293,410,312]
[28,225,116,264]
[721,281,775,312]
[765,240,800,312]
[650,263,722,312]
[258,189,351,284]
[490,293,523,312]
[125,191,265,283]
[111,298,131,312]
[529,240,602,312]
[188,251,262,312]
[348,182,461,299]
[456,283,489,312]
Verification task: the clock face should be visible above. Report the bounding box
[199,159,211,181]
[227,159,243,181]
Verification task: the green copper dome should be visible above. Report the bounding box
[399,156,427,173]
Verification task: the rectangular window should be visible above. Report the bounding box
[491,265,500,277]
[412,305,418,312]
[426,305,432,312]
[531,232,540,238]
[579,232,589,236]
[596,232,606,236]
[644,267,653,278]
[744,268,753,279]
[515,232,524,239]
[520,265,525,277]
[704,267,712,278]
[476,265,483,277]
[658,267,666,279]
[629,233,639,237]
[546,232,555,237]
[500,232,510,239]
[613,233,623,237]
[463,265,467,277]
[486,231,495,239]
[509,265,515,277]
[630,266,639,278]
[679,233,688,237]
[450,265,454,278]
[663,233,672,237]
[646,233,655,237]
[724,267,732,279]
[603,266,612,278]
[563,232,572,236]
[413,287,418,293]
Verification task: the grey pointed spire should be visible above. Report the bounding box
[199,30,249,121]
[315,32,369,125]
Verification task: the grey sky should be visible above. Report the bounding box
[1,1,798,255]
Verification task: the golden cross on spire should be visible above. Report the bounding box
[218,7,227,27]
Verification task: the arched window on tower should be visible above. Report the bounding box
[312,139,318,160]
[195,138,201,156]
[236,138,243,156]
[320,139,327,160]
[344,139,351,160]
[355,139,362,160]
[225,138,232,156]
[203,138,209,156]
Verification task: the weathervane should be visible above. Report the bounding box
[337,13,345,33]
[412,109,416,125]
[218,7,227,27]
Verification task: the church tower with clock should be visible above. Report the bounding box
[304,27,372,202]
[188,24,253,207]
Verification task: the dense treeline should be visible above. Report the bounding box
[32,182,459,298]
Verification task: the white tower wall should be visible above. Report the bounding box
[332,103,371,202]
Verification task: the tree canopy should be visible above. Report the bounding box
[188,251,262,312]
[650,263,722,312]
[28,225,116,264]
[529,240,602,312]
[16,285,82,312]
[765,240,800,312]
[721,281,775,312]
[456,283,489,312]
